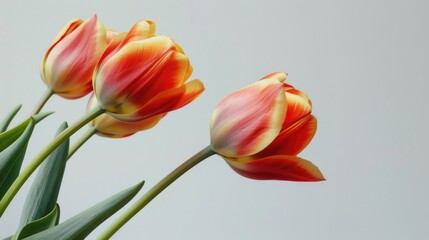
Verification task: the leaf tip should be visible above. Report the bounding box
[32,111,54,123]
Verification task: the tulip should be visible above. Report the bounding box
[93,20,204,122]
[210,72,324,181]
[87,93,164,138]
[41,15,107,99]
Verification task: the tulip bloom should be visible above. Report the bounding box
[41,15,107,99]
[210,72,324,181]
[93,20,204,122]
[87,93,164,138]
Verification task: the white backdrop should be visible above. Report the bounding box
[1,0,428,239]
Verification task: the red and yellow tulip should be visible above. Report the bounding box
[93,20,204,122]
[41,15,107,99]
[210,72,324,181]
[87,93,164,138]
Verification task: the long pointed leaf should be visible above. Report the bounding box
[15,205,60,240]
[23,181,144,240]
[0,104,22,133]
[0,119,35,199]
[0,112,52,152]
[18,122,69,229]
[31,112,53,124]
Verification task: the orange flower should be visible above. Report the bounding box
[87,93,164,138]
[210,72,324,181]
[41,15,107,99]
[93,20,204,122]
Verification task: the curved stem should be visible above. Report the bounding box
[31,88,54,115]
[97,146,216,239]
[0,106,105,217]
[68,126,97,159]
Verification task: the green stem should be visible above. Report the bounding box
[68,126,97,159]
[97,146,216,240]
[0,106,105,217]
[31,88,54,115]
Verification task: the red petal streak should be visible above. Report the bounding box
[225,155,325,181]
[41,18,83,80]
[129,51,192,105]
[256,115,317,157]
[112,79,204,122]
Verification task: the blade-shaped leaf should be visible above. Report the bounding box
[31,112,53,124]
[15,204,60,240]
[0,119,35,199]
[18,122,69,229]
[23,181,144,240]
[0,112,52,152]
[0,104,22,133]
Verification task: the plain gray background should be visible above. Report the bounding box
[1,0,428,239]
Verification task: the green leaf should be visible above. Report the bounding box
[15,204,60,240]
[0,119,31,153]
[23,181,144,240]
[0,112,52,152]
[18,122,69,229]
[31,112,53,124]
[0,104,22,133]
[0,119,35,199]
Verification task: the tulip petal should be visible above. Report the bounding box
[94,32,127,76]
[56,83,94,99]
[210,79,286,157]
[121,20,156,45]
[128,51,192,105]
[260,72,288,82]
[94,113,165,138]
[94,20,156,78]
[45,18,84,55]
[41,18,84,83]
[106,29,119,44]
[95,36,176,112]
[110,79,204,122]
[174,43,193,80]
[256,115,317,157]
[225,155,325,181]
[282,83,312,128]
[87,93,165,138]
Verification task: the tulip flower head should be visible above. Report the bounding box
[41,15,107,99]
[87,93,164,138]
[210,72,324,181]
[93,20,204,122]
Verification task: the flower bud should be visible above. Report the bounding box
[41,15,107,99]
